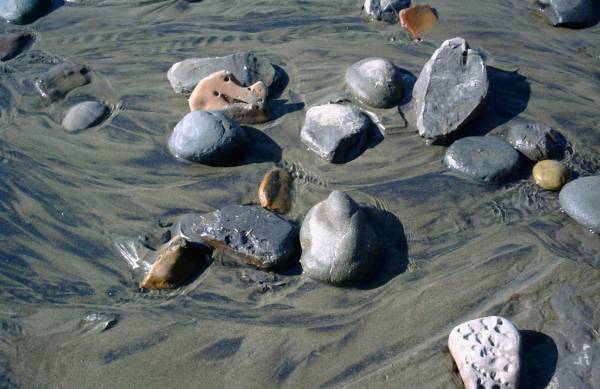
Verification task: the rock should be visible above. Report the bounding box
[0,0,51,24]
[444,136,521,183]
[167,51,279,95]
[300,104,372,163]
[300,191,380,286]
[448,316,521,389]
[414,37,488,144]
[539,0,594,26]
[140,237,207,290]
[258,168,291,214]
[173,205,298,269]
[507,123,566,161]
[189,70,268,124]
[34,63,92,102]
[399,4,438,40]
[363,0,411,22]
[168,110,248,165]
[0,33,32,61]
[559,176,600,231]
[345,58,404,108]
[62,101,109,132]
[532,160,570,191]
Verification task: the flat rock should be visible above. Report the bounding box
[0,0,51,24]
[345,57,404,108]
[189,70,268,124]
[300,191,380,286]
[507,123,565,161]
[559,176,600,231]
[167,51,279,95]
[444,136,521,183]
[300,103,371,163]
[414,37,488,144]
[168,110,248,165]
[399,4,438,40]
[363,0,411,22]
[532,160,570,191]
[173,205,298,269]
[258,168,291,214]
[539,0,594,26]
[0,33,33,61]
[62,101,109,132]
[448,316,521,389]
[34,63,92,102]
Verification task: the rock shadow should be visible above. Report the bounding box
[398,69,417,106]
[268,99,304,121]
[269,64,289,99]
[235,126,283,165]
[519,330,558,389]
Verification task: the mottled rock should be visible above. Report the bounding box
[540,0,594,26]
[507,123,566,161]
[167,51,279,95]
[258,168,291,214]
[0,0,51,24]
[140,237,207,290]
[399,4,438,40]
[301,104,372,163]
[62,101,109,132]
[168,110,248,165]
[300,191,380,286]
[0,33,32,61]
[189,70,268,124]
[448,316,521,389]
[533,160,570,191]
[414,37,488,144]
[444,136,521,183]
[34,63,91,102]
[559,176,600,231]
[173,205,298,269]
[363,0,411,22]
[345,58,404,108]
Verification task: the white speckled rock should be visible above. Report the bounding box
[448,316,521,389]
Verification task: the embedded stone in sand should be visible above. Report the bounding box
[258,168,291,214]
[34,63,91,102]
[399,4,438,40]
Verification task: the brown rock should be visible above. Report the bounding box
[399,4,438,40]
[189,70,268,124]
[533,160,570,191]
[0,33,32,61]
[258,168,291,214]
[139,237,206,290]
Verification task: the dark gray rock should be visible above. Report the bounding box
[168,110,247,165]
[0,33,32,61]
[173,205,298,269]
[34,63,92,102]
[167,51,280,95]
[0,0,51,24]
[559,176,600,231]
[300,191,380,286]
[507,123,566,161]
[363,0,411,22]
[414,37,488,144]
[444,136,521,183]
[345,57,404,108]
[300,103,371,163]
[62,101,109,132]
[539,0,594,26]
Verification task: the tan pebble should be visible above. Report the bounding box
[258,168,291,214]
[533,160,570,191]
[399,4,438,40]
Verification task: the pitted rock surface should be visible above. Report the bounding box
[34,63,91,102]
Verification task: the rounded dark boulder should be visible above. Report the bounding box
[0,0,52,24]
[559,176,600,231]
[345,57,404,108]
[507,123,565,161]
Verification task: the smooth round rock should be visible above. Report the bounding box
[540,0,594,26]
[62,101,109,132]
[300,191,380,286]
[444,136,521,183]
[532,160,570,191]
[507,123,565,161]
[0,0,51,24]
[345,57,404,108]
[258,168,291,214]
[168,110,248,165]
[559,176,600,231]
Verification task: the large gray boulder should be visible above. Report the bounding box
[300,191,380,286]
[507,123,566,161]
[363,0,411,22]
[62,101,109,132]
[414,37,488,144]
[345,57,404,108]
[559,176,600,231]
[0,0,51,24]
[168,110,247,165]
[300,104,371,163]
[539,0,594,26]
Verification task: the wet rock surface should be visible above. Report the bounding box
[189,70,268,124]
[62,101,109,132]
[507,123,565,161]
[258,168,291,214]
[444,136,521,183]
[300,191,380,286]
[174,205,298,269]
[0,33,32,61]
[448,316,521,389]
[168,110,248,165]
[0,0,51,24]
[167,51,279,95]
[363,0,411,22]
[532,160,570,191]
[559,176,600,231]
[414,37,488,144]
[300,103,372,163]
[34,63,92,102]
[540,0,594,26]
[399,4,438,40]
[345,57,404,108]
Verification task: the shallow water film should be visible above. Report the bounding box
[1,0,600,388]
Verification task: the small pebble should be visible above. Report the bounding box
[62,101,109,132]
[258,168,291,214]
[532,160,570,191]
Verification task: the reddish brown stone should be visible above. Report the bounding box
[258,168,291,214]
[399,4,438,40]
